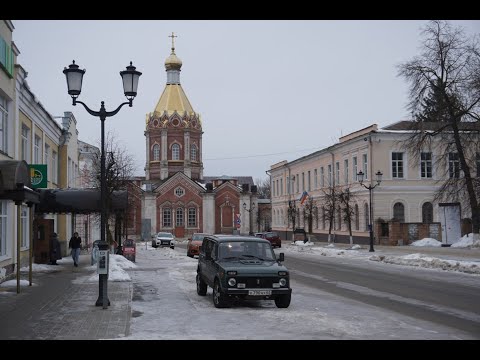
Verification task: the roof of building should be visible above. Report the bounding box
[202,176,254,186]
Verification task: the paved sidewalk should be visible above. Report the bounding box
[0,254,132,340]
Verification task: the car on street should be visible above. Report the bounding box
[187,233,210,257]
[196,235,292,308]
[254,231,281,248]
[152,232,175,249]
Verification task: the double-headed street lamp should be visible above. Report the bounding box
[243,202,256,235]
[357,170,383,252]
[63,60,141,308]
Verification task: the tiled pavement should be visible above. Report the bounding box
[0,254,132,340]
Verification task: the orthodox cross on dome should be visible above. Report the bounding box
[169,32,177,54]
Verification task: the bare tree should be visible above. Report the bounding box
[338,187,356,245]
[321,185,340,243]
[87,131,136,244]
[397,20,480,237]
[255,177,271,199]
[302,196,318,235]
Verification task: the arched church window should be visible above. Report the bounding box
[191,144,197,161]
[153,144,160,161]
[163,208,172,227]
[176,207,184,226]
[422,202,433,224]
[172,144,180,160]
[393,202,405,222]
[188,207,196,227]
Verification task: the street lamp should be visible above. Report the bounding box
[243,202,256,235]
[357,170,383,252]
[63,60,141,308]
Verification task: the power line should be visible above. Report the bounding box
[204,147,322,161]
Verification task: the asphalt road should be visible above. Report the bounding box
[283,251,480,337]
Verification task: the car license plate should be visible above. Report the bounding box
[248,290,271,296]
[162,241,169,245]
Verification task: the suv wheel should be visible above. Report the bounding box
[274,293,291,308]
[151,241,157,248]
[196,274,207,296]
[213,280,230,308]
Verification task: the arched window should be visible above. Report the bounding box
[172,144,180,160]
[422,202,433,224]
[188,207,196,227]
[191,144,197,161]
[364,203,369,231]
[153,144,160,161]
[355,204,359,230]
[176,207,184,226]
[336,206,341,230]
[321,206,326,229]
[393,202,405,222]
[163,208,172,227]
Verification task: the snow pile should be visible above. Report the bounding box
[20,263,61,272]
[451,233,480,248]
[293,240,314,247]
[0,279,32,288]
[86,254,132,282]
[410,238,442,247]
[371,253,480,274]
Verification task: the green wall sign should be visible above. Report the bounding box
[29,164,48,188]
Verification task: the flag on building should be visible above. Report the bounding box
[299,191,309,205]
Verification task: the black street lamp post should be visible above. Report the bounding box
[63,60,141,308]
[243,202,256,235]
[357,170,383,252]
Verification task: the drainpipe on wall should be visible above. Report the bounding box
[368,133,375,246]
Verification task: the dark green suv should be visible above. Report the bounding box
[196,235,292,308]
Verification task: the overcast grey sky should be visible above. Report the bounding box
[12,20,480,182]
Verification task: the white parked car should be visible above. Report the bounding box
[152,232,175,249]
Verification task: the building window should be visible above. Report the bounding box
[422,202,433,224]
[362,154,368,179]
[336,206,341,230]
[314,169,318,189]
[52,151,57,183]
[320,167,324,187]
[354,204,359,230]
[175,187,185,197]
[353,156,358,181]
[153,144,160,161]
[392,152,404,179]
[296,174,299,193]
[335,162,340,185]
[188,207,196,227]
[21,206,28,248]
[421,152,432,178]
[176,207,184,226]
[393,202,405,222]
[302,173,305,192]
[449,152,460,178]
[307,171,311,191]
[0,201,7,256]
[344,159,349,185]
[21,125,30,162]
[280,178,283,196]
[0,95,7,153]
[34,135,42,164]
[45,144,50,181]
[163,208,172,227]
[328,165,332,186]
[191,144,197,161]
[364,203,369,231]
[172,143,180,160]
[321,207,326,229]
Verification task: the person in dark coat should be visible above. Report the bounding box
[49,232,62,265]
[69,232,82,267]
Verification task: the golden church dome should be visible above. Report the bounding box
[165,53,182,70]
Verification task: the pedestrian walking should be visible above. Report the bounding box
[69,232,82,267]
[49,232,62,265]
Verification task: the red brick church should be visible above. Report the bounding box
[126,34,258,239]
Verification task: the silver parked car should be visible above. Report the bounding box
[152,232,175,249]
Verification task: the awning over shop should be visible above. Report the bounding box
[0,160,40,205]
[35,188,128,214]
